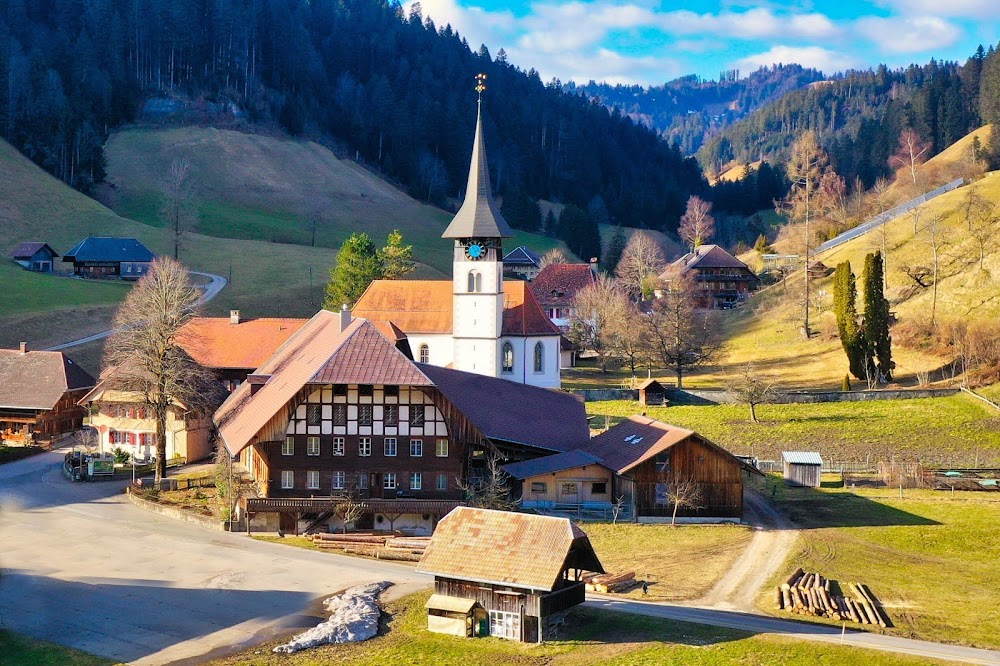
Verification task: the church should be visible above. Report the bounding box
[353,100,562,389]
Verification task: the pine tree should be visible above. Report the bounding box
[861,252,894,383]
[603,225,628,275]
[380,229,414,280]
[753,233,771,254]
[324,233,384,310]
[833,260,867,380]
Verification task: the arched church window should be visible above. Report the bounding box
[534,341,544,373]
[468,270,482,293]
[502,342,514,373]
[419,344,430,364]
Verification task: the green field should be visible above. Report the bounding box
[0,630,115,665]
[206,591,946,666]
[764,485,1000,650]
[0,263,130,316]
[585,395,1000,466]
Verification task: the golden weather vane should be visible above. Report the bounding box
[475,73,487,102]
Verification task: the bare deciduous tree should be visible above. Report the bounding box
[610,304,652,377]
[919,213,951,329]
[646,271,722,388]
[539,247,569,268]
[611,494,628,525]
[867,177,895,289]
[966,192,997,270]
[334,476,367,534]
[161,158,198,260]
[615,231,665,301]
[569,275,629,372]
[726,361,776,423]
[678,195,715,251]
[889,129,930,187]
[459,450,516,511]
[667,478,703,526]
[103,258,220,483]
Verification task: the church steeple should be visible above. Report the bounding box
[442,78,513,240]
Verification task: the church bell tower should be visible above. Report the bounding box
[442,74,513,377]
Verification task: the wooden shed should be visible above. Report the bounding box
[782,451,823,487]
[637,379,667,406]
[416,507,604,643]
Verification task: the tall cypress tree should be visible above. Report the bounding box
[833,260,867,380]
[862,252,894,383]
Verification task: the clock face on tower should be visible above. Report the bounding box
[465,240,490,260]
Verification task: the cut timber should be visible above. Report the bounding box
[783,567,804,590]
[781,587,792,610]
[856,583,890,627]
[775,586,784,610]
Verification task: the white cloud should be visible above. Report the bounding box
[855,15,962,54]
[735,45,860,75]
[876,0,1000,19]
[660,8,840,40]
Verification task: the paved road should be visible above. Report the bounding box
[0,449,429,665]
[588,597,1000,665]
[44,271,228,352]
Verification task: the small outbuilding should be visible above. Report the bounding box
[417,506,604,642]
[9,242,60,272]
[637,378,668,406]
[782,451,823,488]
[63,237,156,279]
[502,449,614,510]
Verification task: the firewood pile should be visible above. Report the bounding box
[309,532,430,562]
[776,567,890,627]
[583,571,638,593]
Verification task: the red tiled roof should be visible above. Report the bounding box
[582,416,696,474]
[417,507,604,591]
[529,263,596,307]
[0,348,94,410]
[177,317,308,370]
[353,279,559,337]
[311,321,433,386]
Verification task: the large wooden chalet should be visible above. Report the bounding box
[214,309,590,535]
[417,507,604,642]
[660,244,759,309]
[0,344,95,445]
[62,237,155,279]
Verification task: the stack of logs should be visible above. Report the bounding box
[309,532,430,562]
[776,568,890,627]
[583,571,638,593]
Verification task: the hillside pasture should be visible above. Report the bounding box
[585,395,1000,466]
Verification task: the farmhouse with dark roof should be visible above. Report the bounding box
[63,237,156,279]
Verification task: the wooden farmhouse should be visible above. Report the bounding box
[637,378,668,406]
[62,237,155,279]
[417,507,604,642]
[0,344,95,445]
[659,244,760,309]
[214,309,590,536]
[9,242,59,272]
[507,416,761,521]
[782,451,823,488]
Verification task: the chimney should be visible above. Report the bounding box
[589,257,599,277]
[340,304,352,332]
[230,310,240,325]
[19,342,28,354]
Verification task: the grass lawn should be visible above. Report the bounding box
[0,262,131,319]
[585,395,1000,466]
[763,485,1000,650]
[584,523,754,601]
[205,591,946,666]
[0,630,115,665]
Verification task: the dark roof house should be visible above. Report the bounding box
[9,242,59,272]
[63,237,156,280]
[503,246,543,280]
[660,244,759,309]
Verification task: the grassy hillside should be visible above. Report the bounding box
[103,127,567,275]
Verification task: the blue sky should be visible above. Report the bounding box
[405,0,1000,85]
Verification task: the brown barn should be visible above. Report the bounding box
[0,344,95,444]
[417,507,603,642]
[584,416,761,521]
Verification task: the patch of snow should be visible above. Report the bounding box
[272,581,392,654]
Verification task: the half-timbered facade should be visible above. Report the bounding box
[215,309,590,535]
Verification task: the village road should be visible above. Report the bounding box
[44,271,228,352]
[0,448,430,665]
[587,597,1000,665]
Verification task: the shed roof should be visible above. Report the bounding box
[529,264,596,307]
[637,378,665,390]
[177,317,308,370]
[501,449,605,479]
[63,237,155,263]
[9,242,59,259]
[425,594,479,614]
[417,507,604,592]
[0,348,95,410]
[782,451,823,465]
[502,246,541,267]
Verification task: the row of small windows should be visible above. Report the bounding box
[304,403,427,427]
[501,341,546,374]
[279,470,448,491]
[284,436,448,458]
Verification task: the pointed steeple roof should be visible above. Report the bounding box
[442,102,513,239]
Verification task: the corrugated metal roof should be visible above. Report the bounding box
[782,451,823,465]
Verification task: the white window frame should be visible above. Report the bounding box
[282,437,294,456]
[307,436,320,456]
[489,610,521,640]
[410,472,422,490]
[332,471,346,490]
[384,438,397,457]
[436,439,449,457]
[437,473,448,491]
[419,344,430,364]
[359,438,372,457]
[281,470,294,489]
[357,473,368,490]
[384,473,397,490]
[307,470,320,490]
[410,439,423,457]
[332,437,345,456]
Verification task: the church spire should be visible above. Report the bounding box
[442,74,513,239]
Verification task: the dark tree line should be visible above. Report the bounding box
[0,0,708,239]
